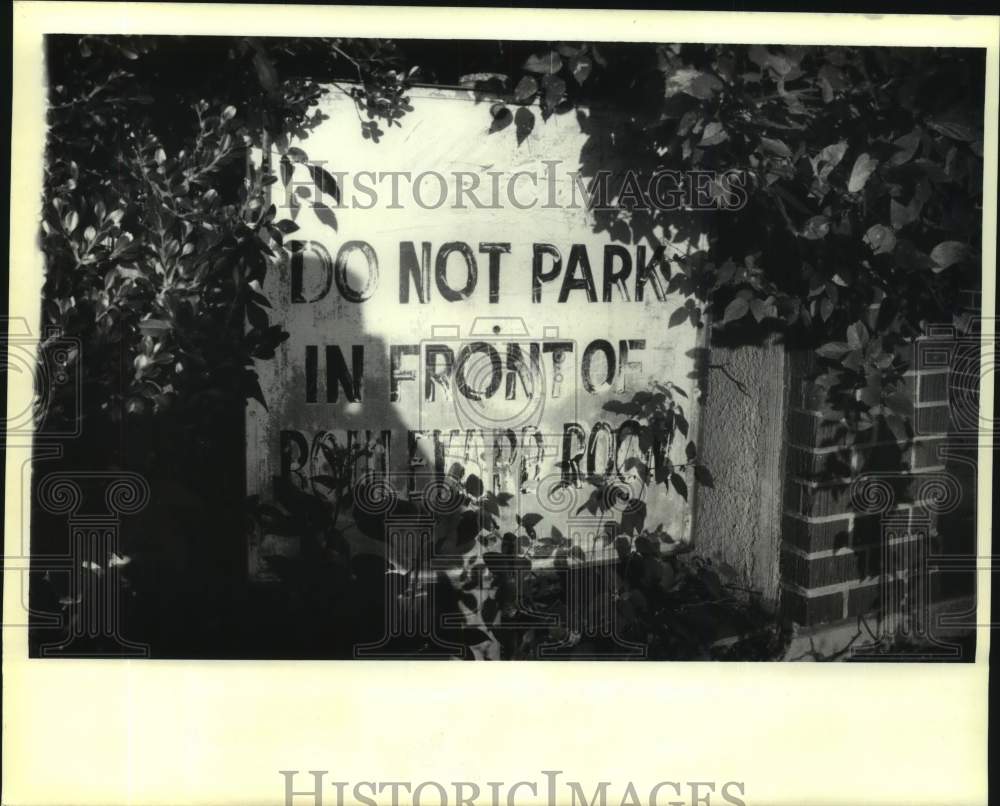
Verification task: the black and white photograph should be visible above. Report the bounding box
[20,27,991,662]
[2,4,996,805]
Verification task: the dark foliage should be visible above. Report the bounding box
[34,37,984,658]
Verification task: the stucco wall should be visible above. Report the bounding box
[692,335,788,604]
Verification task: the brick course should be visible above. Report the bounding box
[780,336,962,629]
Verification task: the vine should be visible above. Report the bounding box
[480,42,983,445]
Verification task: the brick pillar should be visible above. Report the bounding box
[780,331,963,628]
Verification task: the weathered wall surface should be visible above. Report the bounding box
[692,337,787,604]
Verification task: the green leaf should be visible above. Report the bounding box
[814,142,848,176]
[693,465,714,488]
[875,352,894,370]
[859,384,880,407]
[722,297,749,324]
[864,224,896,255]
[313,203,338,231]
[889,127,921,166]
[62,209,79,233]
[514,107,535,146]
[308,164,341,204]
[929,241,967,272]
[274,219,299,235]
[749,298,768,322]
[488,104,512,134]
[665,68,723,100]
[246,374,268,410]
[699,121,728,147]
[846,321,869,350]
[847,152,878,193]
[513,76,538,102]
[669,473,688,501]
[842,350,863,371]
[816,341,850,359]
[541,74,566,109]
[570,55,592,85]
[820,297,834,322]
[246,302,269,330]
[759,137,791,158]
[465,474,484,497]
[523,51,563,75]
[802,215,830,240]
[249,289,271,309]
[926,116,977,142]
[668,306,689,328]
[286,147,309,164]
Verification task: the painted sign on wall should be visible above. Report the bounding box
[247,87,706,577]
